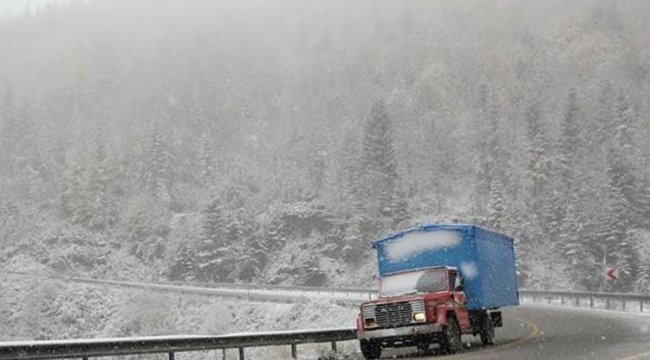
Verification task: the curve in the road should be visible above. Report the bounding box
[381,304,650,360]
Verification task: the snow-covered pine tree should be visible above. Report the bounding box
[195,196,227,282]
[85,141,118,230]
[553,90,582,264]
[139,121,175,206]
[168,244,197,281]
[634,231,650,292]
[471,84,494,218]
[484,103,508,232]
[487,175,505,232]
[198,132,216,190]
[360,100,404,233]
[329,130,363,214]
[610,93,650,230]
[523,101,552,237]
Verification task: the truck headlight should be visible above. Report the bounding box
[365,318,377,328]
[413,312,426,322]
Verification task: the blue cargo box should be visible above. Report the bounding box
[372,224,519,310]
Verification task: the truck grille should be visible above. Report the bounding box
[362,300,424,328]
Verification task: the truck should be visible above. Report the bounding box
[356,224,519,359]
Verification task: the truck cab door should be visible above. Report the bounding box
[451,272,470,331]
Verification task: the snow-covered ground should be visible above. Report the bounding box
[0,273,360,359]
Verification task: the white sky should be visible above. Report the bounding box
[0,0,70,17]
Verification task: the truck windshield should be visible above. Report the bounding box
[380,269,448,297]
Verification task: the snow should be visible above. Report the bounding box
[460,261,478,280]
[380,271,423,296]
[0,272,360,359]
[385,230,461,262]
[380,269,447,296]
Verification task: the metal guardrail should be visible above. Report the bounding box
[0,328,357,360]
[519,289,650,312]
[9,271,650,312]
[5,272,375,306]
[170,280,374,295]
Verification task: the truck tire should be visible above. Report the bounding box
[360,340,382,360]
[479,313,495,345]
[440,317,462,354]
[417,341,430,354]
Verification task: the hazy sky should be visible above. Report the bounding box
[0,0,69,17]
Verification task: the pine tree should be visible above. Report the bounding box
[85,142,118,230]
[360,100,405,230]
[557,91,580,187]
[487,174,505,232]
[634,232,650,292]
[524,101,552,235]
[597,173,635,291]
[195,196,227,281]
[168,244,197,280]
[610,93,650,230]
[594,93,645,290]
[483,104,508,232]
[556,91,583,263]
[140,122,175,205]
[198,132,217,190]
[471,84,494,217]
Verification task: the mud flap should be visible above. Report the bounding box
[490,311,503,327]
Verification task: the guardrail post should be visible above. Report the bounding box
[622,299,627,311]
[606,298,610,310]
[239,347,245,360]
[590,296,594,308]
[641,300,645,312]
[291,343,297,359]
[169,351,175,360]
[331,341,337,352]
[83,357,88,360]
[576,296,580,307]
[561,295,565,305]
[222,348,227,360]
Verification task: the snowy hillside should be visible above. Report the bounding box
[1,0,650,342]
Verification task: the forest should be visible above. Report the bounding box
[1,0,650,307]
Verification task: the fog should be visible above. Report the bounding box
[1,0,650,339]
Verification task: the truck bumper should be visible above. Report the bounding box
[358,323,442,341]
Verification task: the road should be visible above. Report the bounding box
[378,304,650,360]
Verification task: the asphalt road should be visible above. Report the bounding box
[376,304,650,360]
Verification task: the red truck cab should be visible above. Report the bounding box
[356,266,499,359]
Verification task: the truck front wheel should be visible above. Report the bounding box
[360,340,382,360]
[440,317,462,354]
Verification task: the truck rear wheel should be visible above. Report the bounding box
[360,340,382,360]
[479,313,495,345]
[440,317,462,354]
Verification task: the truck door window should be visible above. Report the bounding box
[449,272,457,291]
[455,274,463,291]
